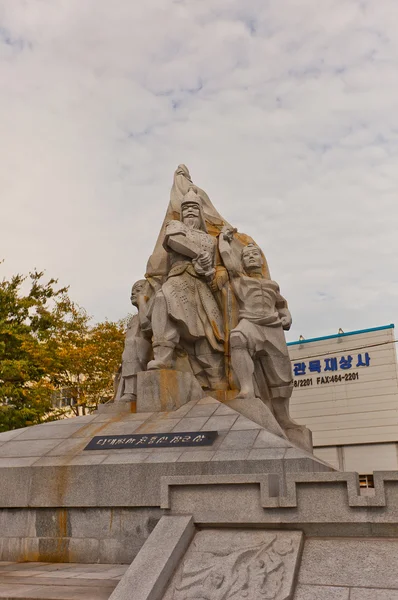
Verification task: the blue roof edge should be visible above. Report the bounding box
[287,324,395,346]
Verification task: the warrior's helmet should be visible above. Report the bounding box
[180,187,208,233]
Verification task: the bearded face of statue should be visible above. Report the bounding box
[242,245,263,273]
[182,202,201,229]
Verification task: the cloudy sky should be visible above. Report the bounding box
[1,0,398,342]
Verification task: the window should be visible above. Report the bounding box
[359,474,374,489]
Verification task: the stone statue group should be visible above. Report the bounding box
[116,166,309,449]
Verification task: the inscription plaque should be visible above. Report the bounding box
[84,430,218,451]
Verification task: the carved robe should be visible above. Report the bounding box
[162,220,224,351]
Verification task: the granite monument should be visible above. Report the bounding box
[116,165,310,451]
[0,167,396,600]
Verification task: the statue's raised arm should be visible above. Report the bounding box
[218,226,241,277]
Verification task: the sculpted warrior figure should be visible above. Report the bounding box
[118,279,152,402]
[219,227,301,432]
[116,165,311,450]
[147,188,226,390]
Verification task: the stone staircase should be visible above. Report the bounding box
[0,562,127,599]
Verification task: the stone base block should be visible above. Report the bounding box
[226,396,287,439]
[225,396,313,453]
[137,370,204,413]
[109,516,194,600]
[163,528,303,600]
[284,425,313,454]
[208,389,240,403]
[96,402,134,415]
[110,520,303,600]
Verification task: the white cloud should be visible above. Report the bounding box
[1,0,398,340]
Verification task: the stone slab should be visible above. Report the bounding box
[74,420,147,437]
[350,589,398,599]
[177,450,215,462]
[0,561,127,599]
[254,429,292,448]
[132,419,180,434]
[109,516,194,600]
[294,585,349,599]
[183,403,219,417]
[0,397,333,518]
[0,582,114,598]
[226,396,286,437]
[170,416,209,432]
[11,422,88,441]
[0,439,64,457]
[221,429,262,449]
[163,529,303,600]
[298,538,398,589]
[137,370,204,413]
[0,430,27,443]
[0,397,328,470]
[0,457,39,468]
[158,471,398,527]
[200,414,239,431]
[231,415,266,430]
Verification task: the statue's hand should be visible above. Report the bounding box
[280,315,292,331]
[221,226,237,243]
[197,251,213,272]
[192,258,205,275]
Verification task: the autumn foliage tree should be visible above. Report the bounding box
[53,311,127,416]
[0,267,126,431]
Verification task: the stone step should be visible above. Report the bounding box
[0,562,127,599]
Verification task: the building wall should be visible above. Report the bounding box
[288,325,398,472]
[314,443,398,472]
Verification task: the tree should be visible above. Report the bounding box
[53,315,127,416]
[0,268,70,430]
[0,265,126,431]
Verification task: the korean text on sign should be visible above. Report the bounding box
[293,353,370,377]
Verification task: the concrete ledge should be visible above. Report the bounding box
[109,515,194,600]
[0,452,328,509]
[161,471,398,510]
[277,471,398,508]
[158,471,398,531]
[160,473,281,509]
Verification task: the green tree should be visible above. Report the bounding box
[0,269,70,431]
[0,266,126,431]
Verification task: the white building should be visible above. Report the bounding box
[289,324,398,481]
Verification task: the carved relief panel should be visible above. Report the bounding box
[163,529,303,600]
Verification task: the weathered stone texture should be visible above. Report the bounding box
[0,561,126,600]
[137,370,204,413]
[114,166,312,450]
[0,508,164,564]
[163,529,303,600]
[298,538,398,589]
[294,585,349,599]
[0,399,332,513]
[350,589,398,599]
[109,516,194,600]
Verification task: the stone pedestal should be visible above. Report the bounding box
[284,425,313,454]
[136,369,204,413]
[1,396,398,600]
[226,396,313,453]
